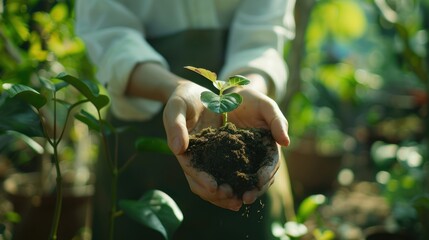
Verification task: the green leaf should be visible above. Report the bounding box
[119,190,183,240]
[0,96,43,137]
[5,211,21,223]
[10,16,29,41]
[55,72,110,110]
[135,137,172,154]
[38,76,56,92]
[184,66,217,82]
[220,75,250,92]
[3,83,47,109]
[296,194,326,223]
[6,130,44,154]
[200,91,242,114]
[75,109,114,135]
[313,228,336,240]
[227,75,251,87]
[50,2,68,23]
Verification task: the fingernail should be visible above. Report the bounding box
[231,203,242,211]
[243,195,257,205]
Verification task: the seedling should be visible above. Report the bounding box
[184,66,250,126]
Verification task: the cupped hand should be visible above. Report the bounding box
[229,88,290,205]
[163,81,290,210]
[163,81,243,211]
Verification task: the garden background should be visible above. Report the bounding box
[0,0,428,239]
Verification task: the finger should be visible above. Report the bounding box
[271,116,290,147]
[242,190,258,205]
[209,198,242,212]
[178,157,217,193]
[260,100,290,147]
[163,97,189,154]
[257,156,280,186]
[257,163,279,188]
[256,146,280,188]
[242,177,276,205]
[241,151,280,204]
[218,183,235,199]
[186,175,242,211]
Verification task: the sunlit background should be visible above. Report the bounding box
[0,0,428,239]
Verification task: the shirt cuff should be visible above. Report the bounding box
[97,31,168,120]
[109,93,163,121]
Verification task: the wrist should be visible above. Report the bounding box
[126,62,186,103]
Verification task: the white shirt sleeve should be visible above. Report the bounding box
[219,0,295,101]
[75,0,295,120]
[75,0,166,121]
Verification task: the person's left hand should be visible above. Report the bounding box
[227,87,290,204]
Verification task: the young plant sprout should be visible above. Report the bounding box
[184,66,250,126]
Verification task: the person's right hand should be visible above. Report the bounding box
[163,80,245,211]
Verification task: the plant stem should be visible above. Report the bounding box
[222,112,228,127]
[97,109,119,240]
[49,92,62,240]
[49,146,62,240]
[109,167,118,240]
[119,153,138,175]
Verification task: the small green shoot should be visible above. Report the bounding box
[184,66,250,126]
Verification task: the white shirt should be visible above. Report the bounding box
[75,0,295,120]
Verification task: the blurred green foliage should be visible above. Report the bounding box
[1,0,428,238]
[0,0,94,88]
[0,0,98,170]
[287,0,427,153]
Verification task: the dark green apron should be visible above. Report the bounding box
[91,30,294,240]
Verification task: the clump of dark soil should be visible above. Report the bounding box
[186,122,277,198]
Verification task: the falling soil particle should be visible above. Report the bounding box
[186,122,277,198]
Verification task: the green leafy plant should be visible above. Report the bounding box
[372,141,428,238]
[272,194,335,240]
[184,66,250,126]
[2,73,108,240]
[75,107,182,240]
[1,73,183,240]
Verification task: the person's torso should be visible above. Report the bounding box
[117,0,242,37]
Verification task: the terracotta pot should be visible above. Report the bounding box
[3,171,93,240]
[285,136,343,200]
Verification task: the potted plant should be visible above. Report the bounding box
[1,73,101,240]
[184,66,278,197]
[0,73,183,240]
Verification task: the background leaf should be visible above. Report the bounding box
[75,109,114,135]
[296,194,326,223]
[135,137,172,154]
[55,72,110,110]
[5,130,44,154]
[0,96,43,137]
[119,190,183,240]
[3,83,47,109]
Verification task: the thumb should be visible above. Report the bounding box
[163,97,189,155]
[270,116,290,147]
